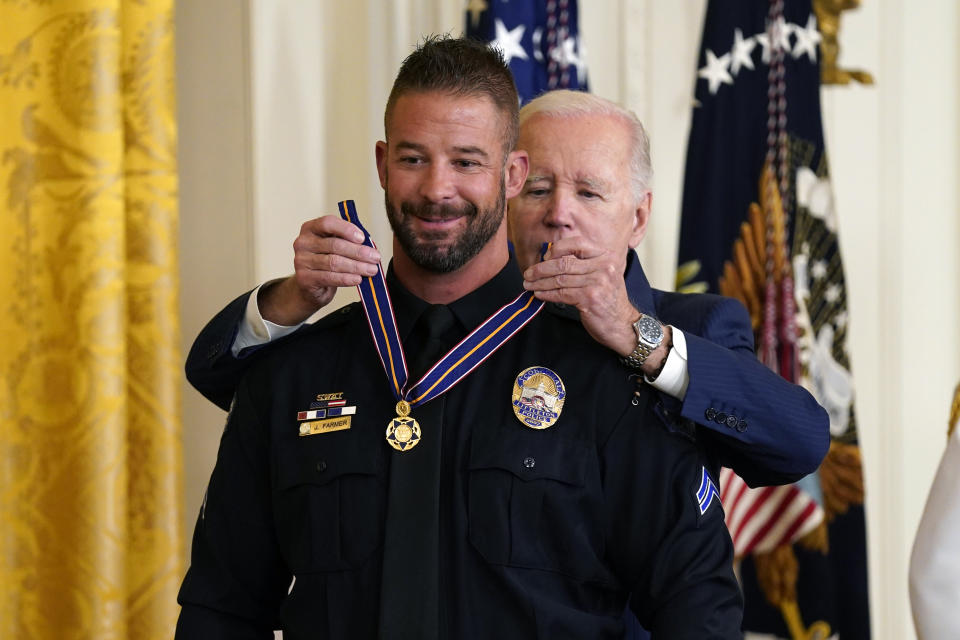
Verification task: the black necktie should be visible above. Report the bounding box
[378,305,457,640]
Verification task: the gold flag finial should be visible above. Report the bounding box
[780,600,833,640]
[814,0,874,85]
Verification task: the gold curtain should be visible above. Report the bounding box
[0,1,182,638]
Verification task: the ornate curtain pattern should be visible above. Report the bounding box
[0,1,182,638]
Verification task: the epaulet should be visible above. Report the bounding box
[297,302,362,336]
[542,302,580,323]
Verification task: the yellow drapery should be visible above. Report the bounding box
[0,1,182,638]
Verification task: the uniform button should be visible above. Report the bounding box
[523,456,536,469]
[725,415,739,429]
[340,306,351,315]
[705,408,717,421]
[716,412,728,425]
[736,419,748,432]
[316,460,327,473]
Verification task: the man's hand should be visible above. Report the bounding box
[259,215,381,326]
[522,238,669,375]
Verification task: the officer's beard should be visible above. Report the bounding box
[385,175,506,274]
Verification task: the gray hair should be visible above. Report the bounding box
[519,90,653,203]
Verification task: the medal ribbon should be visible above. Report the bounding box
[338,199,545,409]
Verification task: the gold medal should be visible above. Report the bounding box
[340,200,546,452]
[385,400,421,451]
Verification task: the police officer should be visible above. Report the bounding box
[176,36,742,639]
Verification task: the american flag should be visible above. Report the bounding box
[465,0,588,104]
[719,468,822,557]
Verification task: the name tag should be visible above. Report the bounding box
[298,416,351,436]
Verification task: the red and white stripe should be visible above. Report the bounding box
[719,468,824,557]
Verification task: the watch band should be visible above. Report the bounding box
[620,313,664,371]
[621,341,654,369]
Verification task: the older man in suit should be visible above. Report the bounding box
[186,90,828,490]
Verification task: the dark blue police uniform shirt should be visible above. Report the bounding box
[177,260,743,639]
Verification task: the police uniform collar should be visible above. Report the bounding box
[385,258,524,341]
[624,250,656,315]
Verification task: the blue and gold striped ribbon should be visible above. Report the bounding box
[338,200,544,410]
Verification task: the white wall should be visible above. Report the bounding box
[581,0,709,293]
[175,0,254,555]
[177,2,960,637]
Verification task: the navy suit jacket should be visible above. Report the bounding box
[186,252,828,487]
[621,252,828,486]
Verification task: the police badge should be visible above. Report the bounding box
[512,366,566,429]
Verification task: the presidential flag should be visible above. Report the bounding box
[677,1,869,638]
[465,0,588,103]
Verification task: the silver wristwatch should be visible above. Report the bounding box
[620,314,664,370]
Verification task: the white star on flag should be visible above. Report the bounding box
[811,260,828,280]
[550,35,588,85]
[730,28,756,75]
[492,19,528,65]
[772,16,793,53]
[792,14,821,62]
[825,283,842,303]
[756,32,772,64]
[698,49,733,94]
[834,310,848,329]
[574,36,588,85]
[757,17,793,63]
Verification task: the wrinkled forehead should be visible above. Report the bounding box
[386,90,514,153]
[520,112,632,181]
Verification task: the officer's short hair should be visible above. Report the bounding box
[519,90,653,203]
[385,35,520,155]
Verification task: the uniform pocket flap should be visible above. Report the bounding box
[469,430,589,487]
[276,441,380,489]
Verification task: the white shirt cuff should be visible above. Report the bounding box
[230,281,304,356]
[646,327,689,400]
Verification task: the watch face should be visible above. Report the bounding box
[637,316,663,344]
